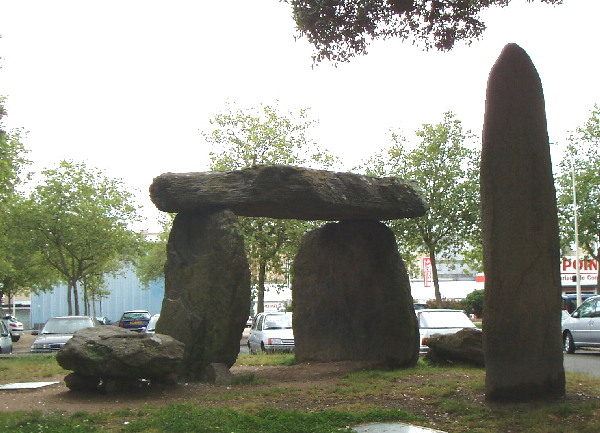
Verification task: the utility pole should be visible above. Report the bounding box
[572,157,582,306]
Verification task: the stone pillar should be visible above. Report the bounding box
[156,210,251,381]
[481,43,565,401]
[292,220,419,367]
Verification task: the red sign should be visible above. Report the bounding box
[422,258,432,287]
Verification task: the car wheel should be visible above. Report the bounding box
[247,341,255,355]
[11,333,20,342]
[563,331,576,354]
[260,342,266,354]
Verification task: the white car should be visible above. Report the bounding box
[416,309,477,352]
[143,314,160,334]
[247,312,294,354]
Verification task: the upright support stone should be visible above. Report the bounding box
[292,220,419,367]
[481,43,565,401]
[156,210,251,381]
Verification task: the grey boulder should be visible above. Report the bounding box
[57,326,185,392]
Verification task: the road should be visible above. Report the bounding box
[563,350,600,378]
[7,331,600,379]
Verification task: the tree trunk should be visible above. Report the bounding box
[257,259,267,313]
[67,283,73,315]
[429,249,442,308]
[83,284,90,316]
[73,281,80,316]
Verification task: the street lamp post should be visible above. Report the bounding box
[572,157,582,306]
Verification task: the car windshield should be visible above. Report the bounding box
[122,312,150,320]
[419,311,474,329]
[42,318,93,334]
[264,314,292,329]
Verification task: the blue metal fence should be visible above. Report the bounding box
[30,266,164,328]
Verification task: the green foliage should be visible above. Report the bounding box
[556,105,599,270]
[0,96,30,199]
[204,102,337,312]
[424,297,465,311]
[290,0,563,63]
[135,213,174,288]
[23,160,144,315]
[0,96,56,301]
[362,111,481,306]
[463,289,485,318]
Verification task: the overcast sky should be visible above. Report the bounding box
[1,0,598,231]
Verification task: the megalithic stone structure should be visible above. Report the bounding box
[481,43,565,401]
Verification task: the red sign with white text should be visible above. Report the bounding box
[422,258,432,287]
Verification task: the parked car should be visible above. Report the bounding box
[247,312,294,354]
[562,295,600,354]
[0,319,13,354]
[143,314,160,334]
[118,310,151,332]
[2,314,24,342]
[30,315,100,353]
[416,309,478,352]
[96,316,112,325]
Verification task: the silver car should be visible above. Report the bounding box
[562,295,600,354]
[30,316,99,353]
[0,320,13,354]
[2,314,24,342]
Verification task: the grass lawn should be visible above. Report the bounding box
[0,353,598,433]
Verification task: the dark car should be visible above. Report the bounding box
[118,310,151,332]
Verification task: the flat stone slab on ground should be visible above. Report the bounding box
[0,382,59,390]
[150,165,427,221]
[353,422,447,433]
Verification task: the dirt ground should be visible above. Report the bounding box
[2,332,429,416]
[4,332,593,426]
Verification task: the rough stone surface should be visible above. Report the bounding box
[204,363,234,385]
[56,326,185,391]
[481,43,565,401]
[157,210,251,381]
[149,165,427,221]
[292,220,419,366]
[424,328,484,367]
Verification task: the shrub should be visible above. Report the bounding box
[463,289,484,318]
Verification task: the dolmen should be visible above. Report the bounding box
[56,326,184,393]
[149,165,428,377]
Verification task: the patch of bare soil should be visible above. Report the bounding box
[0,360,379,414]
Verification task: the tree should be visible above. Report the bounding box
[204,103,338,313]
[0,96,56,304]
[556,105,600,286]
[463,289,484,318]
[288,0,562,63]
[135,213,175,288]
[24,160,143,315]
[363,111,481,307]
